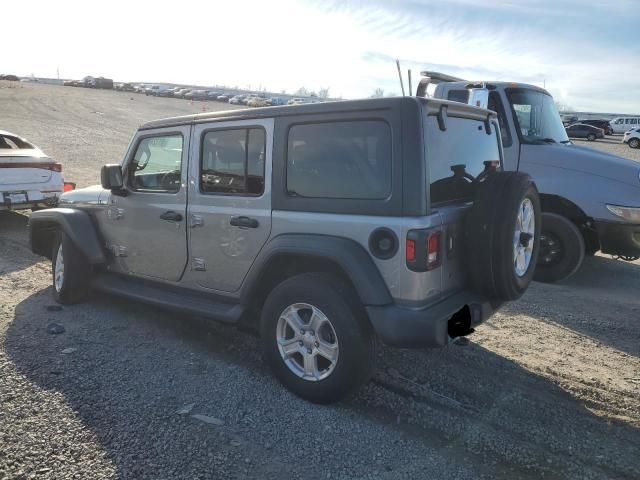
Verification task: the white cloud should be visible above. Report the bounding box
[3,0,639,113]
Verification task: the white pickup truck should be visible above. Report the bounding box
[418,72,640,281]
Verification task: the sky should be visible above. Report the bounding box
[3,0,639,113]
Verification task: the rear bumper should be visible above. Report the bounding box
[1,191,60,211]
[365,291,499,348]
[595,220,640,257]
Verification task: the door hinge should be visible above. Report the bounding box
[110,245,128,257]
[189,214,204,228]
[108,207,125,220]
[191,257,206,271]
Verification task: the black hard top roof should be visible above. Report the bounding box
[139,96,495,131]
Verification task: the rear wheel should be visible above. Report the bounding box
[260,273,375,404]
[51,232,91,304]
[587,133,596,141]
[534,213,585,283]
[629,138,640,149]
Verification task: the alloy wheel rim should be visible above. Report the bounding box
[276,303,339,382]
[514,198,535,277]
[54,244,64,292]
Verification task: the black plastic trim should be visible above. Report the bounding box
[241,234,393,306]
[368,228,398,260]
[366,290,496,348]
[28,208,106,264]
[594,220,640,256]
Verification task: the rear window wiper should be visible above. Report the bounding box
[541,138,557,144]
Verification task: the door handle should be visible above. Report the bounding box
[160,210,183,222]
[230,216,259,228]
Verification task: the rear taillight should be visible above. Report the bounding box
[63,182,76,192]
[426,231,441,270]
[406,228,442,272]
[406,239,416,262]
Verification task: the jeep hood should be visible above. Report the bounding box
[58,184,108,206]
[522,143,640,187]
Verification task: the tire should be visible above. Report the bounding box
[587,133,596,141]
[465,172,541,302]
[51,231,91,304]
[629,138,640,149]
[534,213,585,283]
[260,273,375,404]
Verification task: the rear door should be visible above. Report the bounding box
[103,126,190,281]
[186,119,273,293]
[425,112,503,295]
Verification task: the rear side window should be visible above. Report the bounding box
[201,128,266,195]
[286,120,391,199]
[0,134,34,149]
[448,90,469,103]
[427,116,501,204]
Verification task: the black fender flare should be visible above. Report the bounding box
[241,234,393,306]
[28,208,106,264]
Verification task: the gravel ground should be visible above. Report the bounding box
[1,82,639,480]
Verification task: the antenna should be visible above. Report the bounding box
[396,59,406,96]
[408,69,412,96]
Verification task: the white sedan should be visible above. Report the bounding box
[1,130,68,211]
[622,127,640,149]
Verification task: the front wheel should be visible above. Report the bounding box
[629,138,640,149]
[534,213,585,283]
[587,133,596,141]
[260,273,375,404]
[51,232,91,304]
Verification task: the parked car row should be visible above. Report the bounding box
[63,77,114,89]
[117,83,321,108]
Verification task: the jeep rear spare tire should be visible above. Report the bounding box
[260,273,375,404]
[465,172,541,302]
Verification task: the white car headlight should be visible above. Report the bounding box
[606,204,640,222]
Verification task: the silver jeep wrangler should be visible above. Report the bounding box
[29,97,541,403]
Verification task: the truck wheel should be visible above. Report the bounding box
[260,273,375,404]
[629,138,640,149]
[534,213,585,283]
[51,232,91,304]
[466,172,541,302]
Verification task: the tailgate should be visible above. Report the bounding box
[0,156,54,185]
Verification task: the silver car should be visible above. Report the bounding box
[29,98,540,403]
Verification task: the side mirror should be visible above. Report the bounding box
[100,164,125,194]
[467,88,489,109]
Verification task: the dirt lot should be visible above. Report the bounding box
[1,82,639,480]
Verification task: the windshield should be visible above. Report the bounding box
[506,88,569,144]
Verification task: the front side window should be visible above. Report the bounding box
[631,119,638,125]
[286,120,392,199]
[427,116,501,204]
[201,128,265,195]
[129,134,183,193]
[506,88,569,144]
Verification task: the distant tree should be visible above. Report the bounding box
[318,87,330,99]
[370,88,385,98]
[295,86,310,96]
